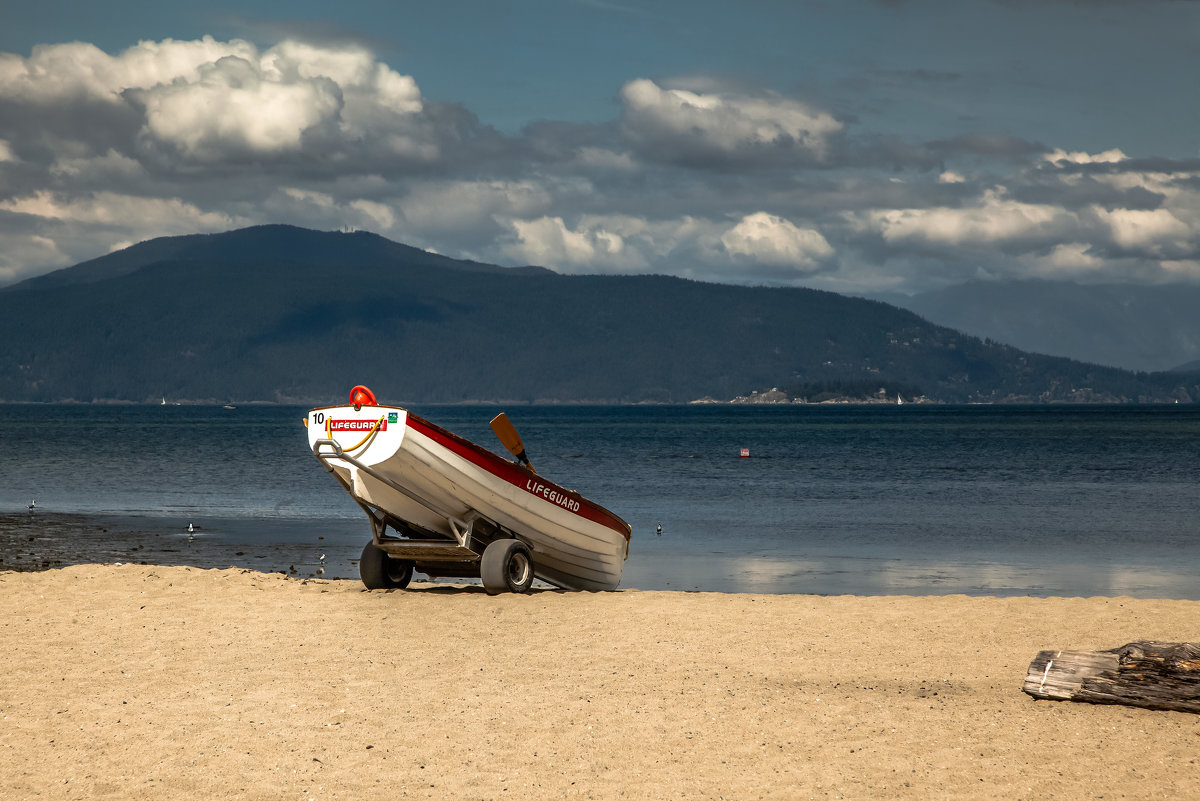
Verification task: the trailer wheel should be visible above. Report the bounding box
[481,539,534,595]
[360,542,413,590]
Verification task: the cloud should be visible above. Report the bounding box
[834,149,1200,290]
[1094,207,1191,255]
[0,189,233,229]
[501,214,718,273]
[128,40,438,165]
[864,188,1074,252]
[400,180,552,236]
[0,38,254,105]
[0,35,507,280]
[1044,147,1127,165]
[930,133,1046,159]
[720,213,833,272]
[619,78,843,167]
[1160,259,1200,280]
[502,216,625,268]
[0,226,68,285]
[49,149,145,183]
[0,190,238,285]
[502,215,639,270]
[2,36,1200,293]
[1022,242,1104,279]
[496,211,834,281]
[0,36,466,177]
[135,56,344,159]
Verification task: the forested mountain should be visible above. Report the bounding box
[1,225,1196,404]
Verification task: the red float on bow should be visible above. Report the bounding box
[349,385,377,410]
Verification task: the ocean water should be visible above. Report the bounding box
[2,403,1198,597]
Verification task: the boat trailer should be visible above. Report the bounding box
[312,435,537,594]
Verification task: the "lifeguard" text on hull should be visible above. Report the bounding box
[330,419,388,431]
[525,479,581,513]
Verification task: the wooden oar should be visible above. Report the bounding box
[490,412,536,473]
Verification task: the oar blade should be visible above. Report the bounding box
[489,413,536,472]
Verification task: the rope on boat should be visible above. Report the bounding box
[325,414,387,453]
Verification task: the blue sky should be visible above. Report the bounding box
[1,0,1198,292]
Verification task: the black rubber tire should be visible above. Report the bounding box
[359,541,414,590]
[480,539,535,595]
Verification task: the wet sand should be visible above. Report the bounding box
[0,512,350,579]
[2,562,1198,800]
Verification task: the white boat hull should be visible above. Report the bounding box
[307,404,631,591]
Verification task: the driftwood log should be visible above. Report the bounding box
[1023,641,1200,713]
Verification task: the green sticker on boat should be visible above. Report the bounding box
[388,412,398,423]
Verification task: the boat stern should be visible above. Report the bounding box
[306,404,408,467]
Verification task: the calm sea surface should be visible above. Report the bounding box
[2,403,1198,597]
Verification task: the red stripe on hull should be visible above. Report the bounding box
[405,413,631,541]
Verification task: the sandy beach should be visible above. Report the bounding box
[2,564,1198,800]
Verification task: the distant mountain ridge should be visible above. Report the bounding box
[889,279,1200,373]
[1,225,1196,405]
[9,225,551,293]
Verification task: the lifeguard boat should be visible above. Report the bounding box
[306,386,632,594]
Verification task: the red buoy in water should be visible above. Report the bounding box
[349,385,377,410]
[739,447,751,458]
